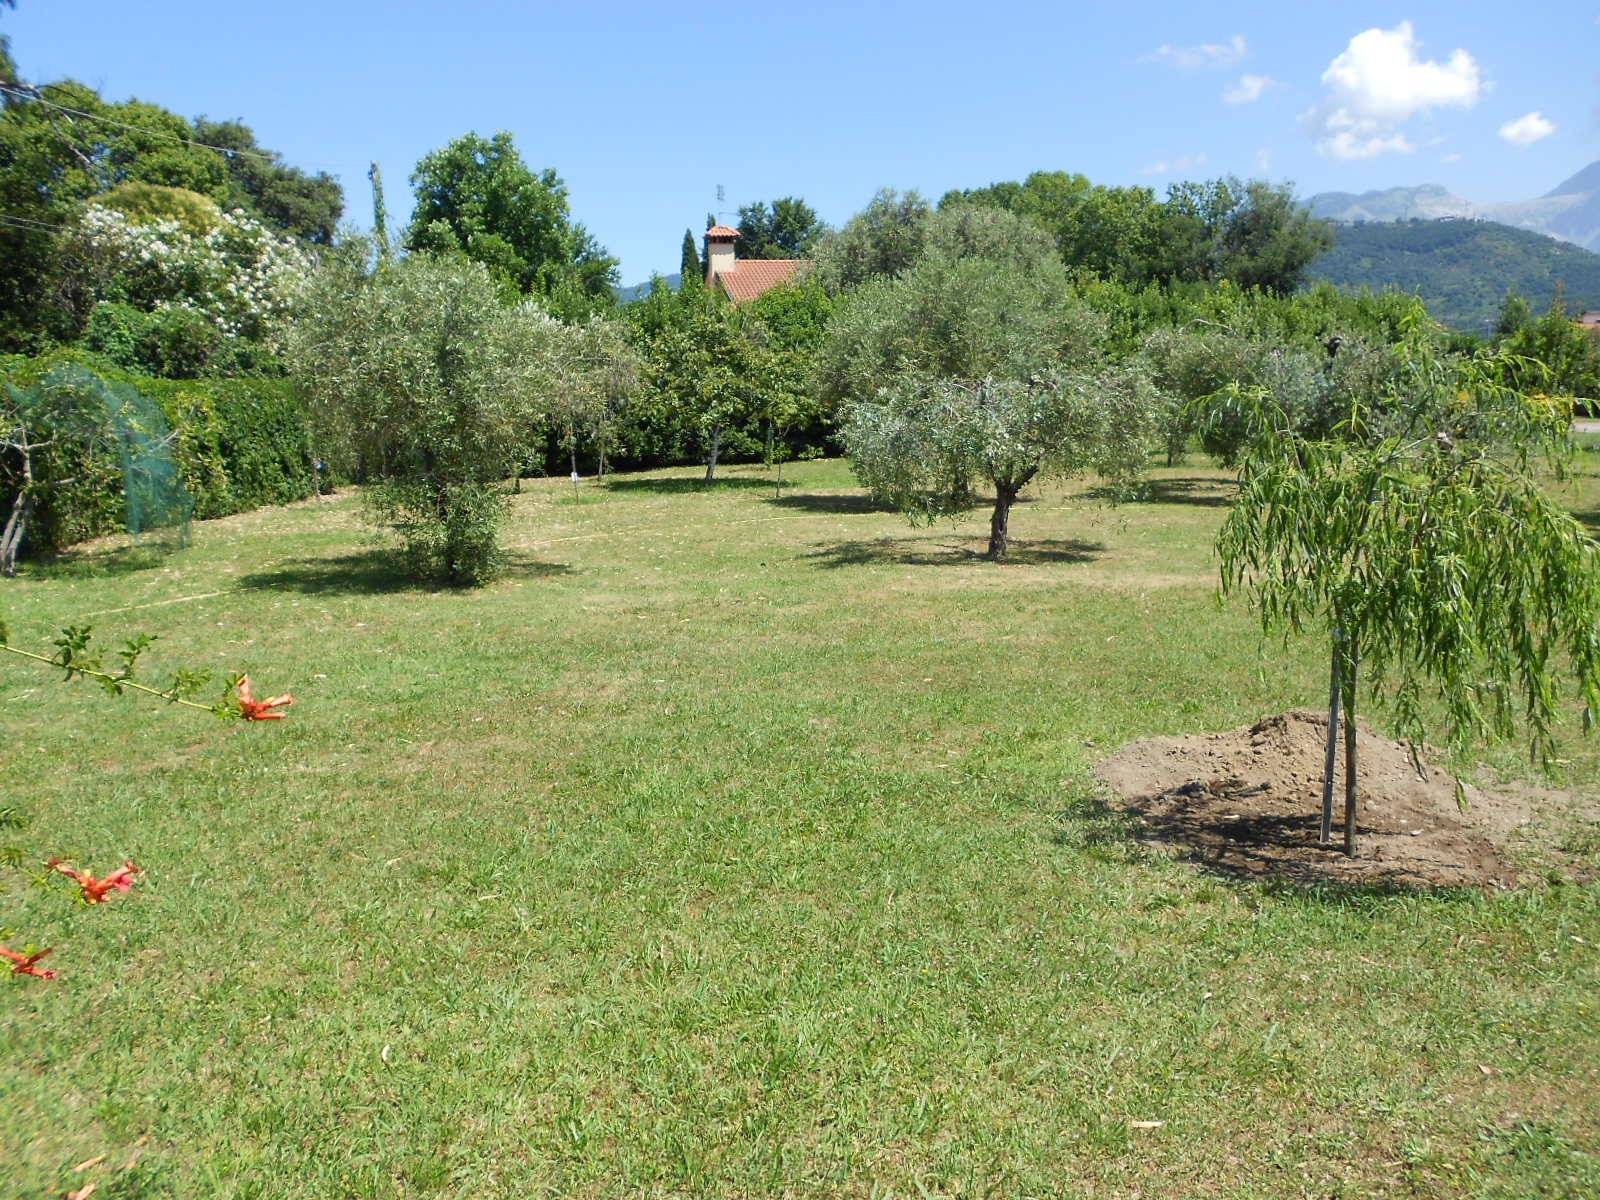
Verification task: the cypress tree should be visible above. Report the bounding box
[680,229,702,286]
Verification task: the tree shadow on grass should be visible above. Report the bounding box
[1049,800,1484,902]
[237,549,571,596]
[601,476,776,496]
[1571,509,1600,537]
[1055,791,1489,903]
[770,491,898,515]
[804,536,1104,569]
[24,541,178,580]
[1087,476,1237,509]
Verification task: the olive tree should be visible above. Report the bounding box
[1216,350,1600,853]
[542,313,639,480]
[814,208,1082,417]
[846,367,1157,559]
[287,252,552,585]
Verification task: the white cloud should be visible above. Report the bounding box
[1224,74,1282,105]
[1308,22,1482,160]
[1498,110,1556,146]
[1141,153,1209,176]
[1441,151,1463,163]
[1255,147,1274,173]
[1143,34,1247,69]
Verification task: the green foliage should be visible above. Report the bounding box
[734,196,825,259]
[1312,219,1600,333]
[810,188,932,292]
[1217,347,1600,793]
[0,78,336,351]
[680,229,702,284]
[406,131,618,320]
[192,118,343,245]
[814,208,1082,415]
[630,299,767,479]
[946,172,1332,294]
[844,365,1158,557]
[1495,294,1600,401]
[287,252,553,584]
[96,182,221,235]
[0,354,316,560]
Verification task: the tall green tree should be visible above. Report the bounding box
[192,118,343,244]
[814,205,1077,413]
[680,228,702,284]
[406,131,618,320]
[635,302,762,482]
[810,189,931,292]
[734,196,825,259]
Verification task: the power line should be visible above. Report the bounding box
[0,82,333,172]
[0,211,67,233]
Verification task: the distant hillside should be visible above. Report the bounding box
[615,273,681,303]
[1308,218,1600,333]
[1308,160,1600,253]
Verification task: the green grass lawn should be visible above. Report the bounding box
[3,457,1599,1199]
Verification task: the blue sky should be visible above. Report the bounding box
[6,1,1597,281]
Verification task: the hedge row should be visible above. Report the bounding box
[1,350,321,556]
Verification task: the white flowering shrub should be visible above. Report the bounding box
[64,204,314,351]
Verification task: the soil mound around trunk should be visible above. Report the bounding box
[1094,711,1598,888]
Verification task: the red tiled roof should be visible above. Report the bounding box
[705,224,739,240]
[713,258,801,303]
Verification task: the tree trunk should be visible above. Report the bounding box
[704,426,721,483]
[1,490,31,577]
[764,419,774,470]
[597,444,607,479]
[1342,636,1360,856]
[1320,633,1342,845]
[987,485,1017,560]
[1,437,35,577]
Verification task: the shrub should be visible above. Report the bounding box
[1,352,317,558]
[287,252,551,585]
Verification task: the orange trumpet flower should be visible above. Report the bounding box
[236,675,293,721]
[48,859,142,905]
[1,945,56,979]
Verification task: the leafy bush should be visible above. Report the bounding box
[1,352,317,558]
[287,252,551,585]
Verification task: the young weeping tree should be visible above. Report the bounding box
[844,365,1157,559]
[1216,350,1600,854]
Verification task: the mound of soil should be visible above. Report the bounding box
[1094,711,1593,888]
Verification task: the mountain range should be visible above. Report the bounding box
[1308,161,1600,253]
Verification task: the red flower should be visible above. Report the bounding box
[48,858,142,905]
[1,945,56,979]
[236,674,293,721]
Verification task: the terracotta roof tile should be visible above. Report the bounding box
[713,258,801,303]
[705,224,739,239]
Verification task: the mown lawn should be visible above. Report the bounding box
[3,457,1598,1199]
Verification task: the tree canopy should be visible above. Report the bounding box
[406,131,618,320]
[0,77,341,350]
[942,171,1331,295]
[734,196,825,259]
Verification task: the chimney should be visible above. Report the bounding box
[704,225,738,287]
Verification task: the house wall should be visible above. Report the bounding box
[705,239,736,284]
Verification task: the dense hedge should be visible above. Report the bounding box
[1,350,319,557]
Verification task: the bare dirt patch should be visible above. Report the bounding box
[1095,710,1600,888]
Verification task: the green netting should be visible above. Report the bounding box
[103,374,193,547]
